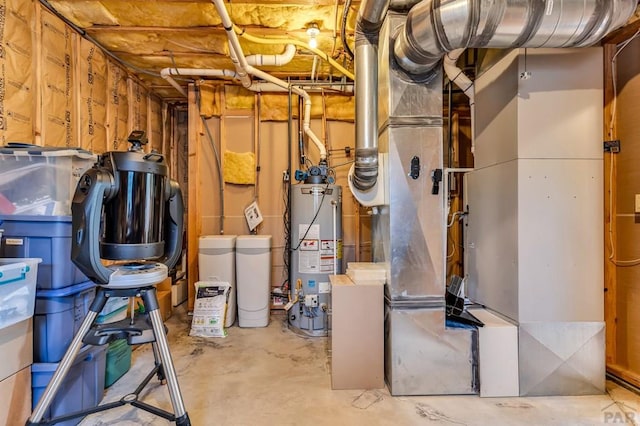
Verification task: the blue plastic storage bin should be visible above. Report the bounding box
[32,344,107,426]
[0,215,89,289]
[34,281,95,363]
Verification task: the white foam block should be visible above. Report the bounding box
[469,308,519,397]
[346,262,387,283]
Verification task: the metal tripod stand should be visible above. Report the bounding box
[26,285,191,425]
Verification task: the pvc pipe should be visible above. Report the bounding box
[211,0,252,87]
[161,68,354,98]
[246,44,296,67]
[247,66,327,161]
[160,73,329,160]
[210,0,327,162]
[233,25,355,81]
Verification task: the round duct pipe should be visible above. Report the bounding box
[394,0,637,74]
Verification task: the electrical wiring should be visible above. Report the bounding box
[329,159,355,169]
[607,29,640,267]
[341,0,355,60]
[446,211,465,259]
[196,88,225,234]
[282,177,291,278]
[447,211,466,228]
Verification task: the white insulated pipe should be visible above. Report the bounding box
[247,66,327,161]
[211,0,251,87]
[246,44,296,67]
[159,44,297,97]
[211,0,327,162]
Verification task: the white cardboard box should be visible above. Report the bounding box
[330,274,384,390]
[469,308,519,397]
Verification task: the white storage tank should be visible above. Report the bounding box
[235,235,272,328]
[198,235,237,327]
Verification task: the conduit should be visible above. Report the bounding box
[211,0,328,162]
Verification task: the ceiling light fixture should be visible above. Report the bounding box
[306,24,320,49]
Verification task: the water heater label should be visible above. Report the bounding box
[298,224,319,240]
[299,251,320,273]
[319,282,331,294]
[300,240,318,251]
[320,240,342,259]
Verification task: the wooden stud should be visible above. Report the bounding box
[147,93,153,154]
[602,7,640,45]
[187,84,202,312]
[73,34,83,150]
[603,43,618,370]
[34,3,43,146]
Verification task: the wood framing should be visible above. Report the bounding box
[187,84,202,312]
[34,3,43,146]
[603,43,618,369]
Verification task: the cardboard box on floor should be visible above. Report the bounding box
[128,277,173,322]
[0,319,33,382]
[330,274,384,390]
[0,367,31,425]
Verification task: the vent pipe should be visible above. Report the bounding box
[394,0,636,75]
[353,0,390,191]
[352,0,635,193]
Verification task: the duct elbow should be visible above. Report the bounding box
[353,148,379,190]
[393,23,442,75]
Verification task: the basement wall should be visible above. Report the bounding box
[0,0,165,158]
[187,86,363,310]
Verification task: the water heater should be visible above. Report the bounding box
[289,183,342,337]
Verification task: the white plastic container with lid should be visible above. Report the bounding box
[235,235,272,328]
[0,144,96,216]
[198,235,237,327]
[0,258,42,331]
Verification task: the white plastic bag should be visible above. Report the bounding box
[189,281,230,338]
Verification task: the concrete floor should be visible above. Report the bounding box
[82,306,640,425]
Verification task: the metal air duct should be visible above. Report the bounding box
[394,0,637,74]
[353,0,390,191]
